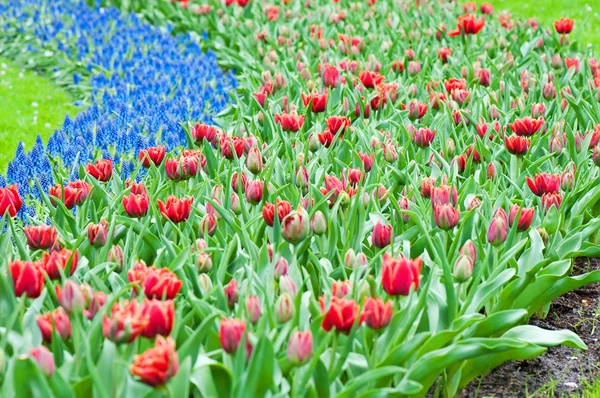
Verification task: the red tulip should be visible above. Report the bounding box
[434,204,460,230]
[224,279,240,307]
[41,248,78,279]
[128,262,183,300]
[245,180,264,204]
[86,159,113,182]
[87,220,109,248]
[448,14,485,36]
[509,204,535,231]
[322,64,341,88]
[407,100,428,120]
[318,130,335,147]
[130,336,179,386]
[245,147,263,175]
[220,136,245,159]
[122,193,149,217]
[24,225,57,250]
[37,308,71,343]
[381,253,422,296]
[554,18,574,34]
[326,116,351,135]
[526,173,561,196]
[0,184,22,217]
[541,192,562,213]
[487,215,508,246]
[141,299,175,338]
[219,318,246,353]
[505,135,530,155]
[412,127,436,148]
[480,2,493,15]
[262,200,292,226]
[421,177,436,198]
[360,297,393,330]
[372,222,392,248]
[85,290,107,320]
[10,260,44,298]
[139,146,166,167]
[49,183,88,209]
[509,117,544,136]
[438,47,452,63]
[231,172,248,193]
[358,70,384,88]
[431,185,458,207]
[275,112,305,132]
[158,196,193,223]
[57,280,86,314]
[103,300,148,344]
[358,152,374,172]
[301,92,327,113]
[191,123,220,145]
[282,207,311,244]
[320,296,359,333]
[30,346,55,376]
[287,331,313,365]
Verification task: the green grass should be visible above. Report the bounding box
[0,57,77,171]
[488,0,600,51]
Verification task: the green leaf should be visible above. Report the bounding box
[167,356,192,398]
[190,355,232,398]
[337,366,407,398]
[502,325,587,350]
[236,337,275,398]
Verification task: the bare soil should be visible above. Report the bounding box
[462,258,600,397]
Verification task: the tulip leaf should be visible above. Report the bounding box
[236,336,275,398]
[337,366,407,398]
[502,325,587,350]
[168,356,191,398]
[177,312,219,361]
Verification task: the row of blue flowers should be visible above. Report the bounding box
[0,0,236,221]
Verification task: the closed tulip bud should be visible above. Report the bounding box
[487,216,508,246]
[195,252,213,273]
[246,148,263,175]
[59,280,86,314]
[282,207,310,244]
[198,274,213,292]
[279,275,297,297]
[193,238,208,252]
[287,331,313,366]
[332,280,352,298]
[531,103,546,118]
[344,248,357,268]
[200,214,218,236]
[453,255,474,283]
[274,258,289,279]
[224,279,240,307]
[459,240,477,262]
[487,162,497,180]
[398,197,411,222]
[219,318,246,354]
[383,143,398,162]
[372,222,392,248]
[446,138,456,157]
[37,308,71,343]
[541,192,562,213]
[308,133,320,152]
[87,220,109,248]
[356,252,368,267]
[245,296,261,324]
[29,347,55,377]
[296,167,309,191]
[231,193,242,215]
[107,245,124,271]
[548,135,563,154]
[245,180,264,204]
[466,195,481,211]
[593,146,600,167]
[276,293,295,323]
[552,54,563,69]
[537,227,550,246]
[311,211,327,235]
[408,61,421,75]
[561,172,574,191]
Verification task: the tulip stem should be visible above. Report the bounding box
[328,334,338,376]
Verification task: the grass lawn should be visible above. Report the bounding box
[489,0,600,51]
[0,57,77,171]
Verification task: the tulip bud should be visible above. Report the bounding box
[459,240,477,262]
[311,211,327,235]
[279,275,297,297]
[246,148,263,175]
[28,346,55,377]
[245,181,264,204]
[59,280,86,314]
[107,245,124,271]
[434,204,460,230]
[282,207,311,244]
[446,138,456,157]
[537,227,550,246]
[276,293,295,323]
[453,255,474,283]
[372,222,392,248]
[487,217,508,246]
[196,252,213,273]
[193,238,208,252]
[224,279,240,307]
[383,143,398,162]
[245,296,261,324]
[287,331,313,366]
[344,248,357,268]
[274,258,289,279]
[487,162,497,180]
[593,146,600,167]
[87,220,109,248]
[231,193,242,215]
[200,214,218,236]
[198,274,213,292]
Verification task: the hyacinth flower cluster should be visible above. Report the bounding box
[3,0,600,396]
[0,0,235,221]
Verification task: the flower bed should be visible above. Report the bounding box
[2,0,600,396]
